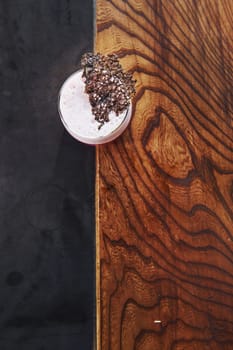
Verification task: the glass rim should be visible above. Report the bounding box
[58,69,132,145]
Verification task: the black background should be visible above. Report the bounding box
[0,1,95,349]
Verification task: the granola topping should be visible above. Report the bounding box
[81,52,136,129]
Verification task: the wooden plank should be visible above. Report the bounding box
[95,1,233,349]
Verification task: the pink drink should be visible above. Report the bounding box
[58,70,132,145]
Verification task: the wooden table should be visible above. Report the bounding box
[95,1,233,349]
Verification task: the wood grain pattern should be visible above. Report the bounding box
[95,1,233,349]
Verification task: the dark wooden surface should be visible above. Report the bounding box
[0,1,95,349]
[95,0,233,349]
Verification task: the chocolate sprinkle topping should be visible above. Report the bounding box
[81,52,136,129]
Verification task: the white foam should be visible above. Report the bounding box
[58,70,131,144]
